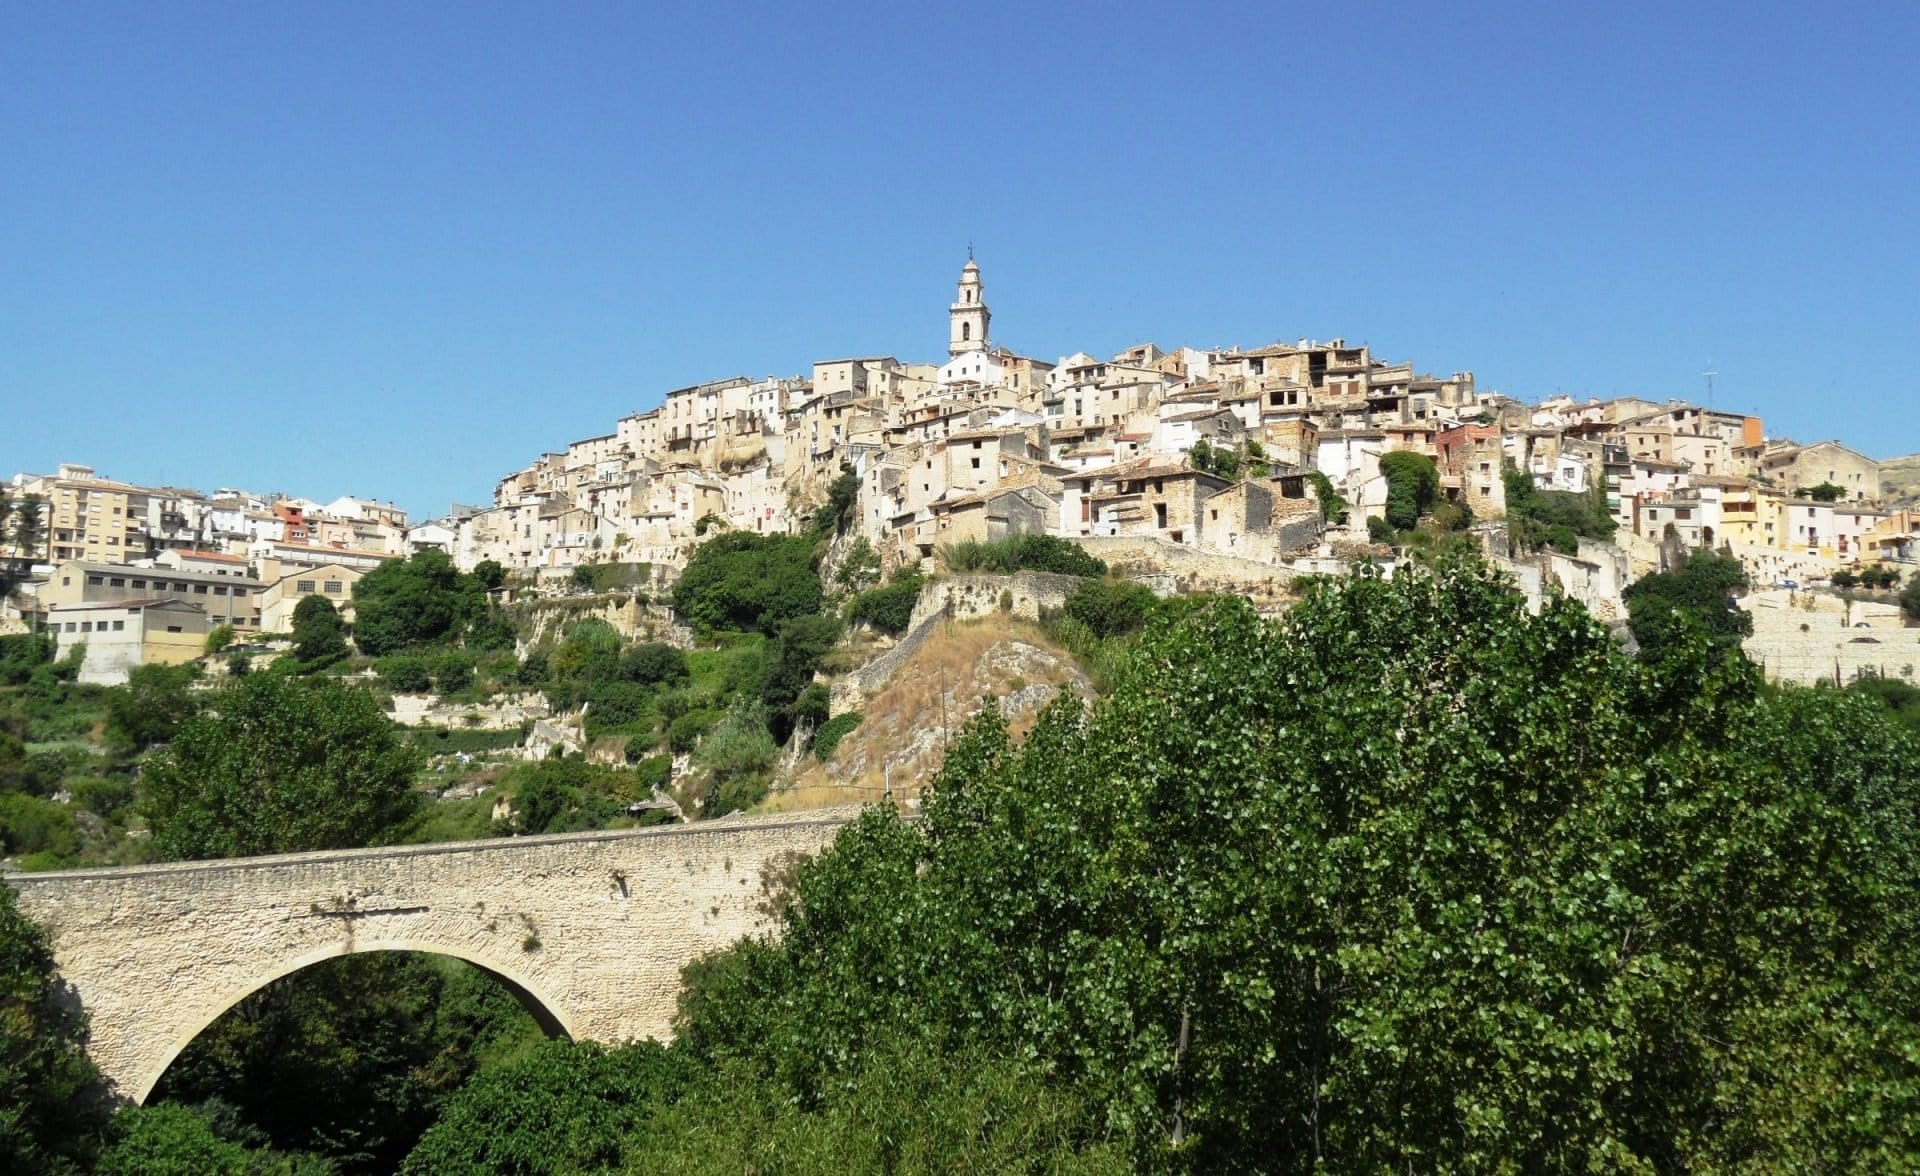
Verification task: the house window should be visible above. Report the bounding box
[87,575,104,585]
[64,622,76,632]
[193,584,208,594]
[166,625,183,633]
[1155,503,1168,528]
[109,577,124,586]
[323,580,342,594]
[80,621,93,632]
[112,620,125,631]
[173,582,188,592]
[232,588,247,598]
[214,585,228,595]
[132,579,146,588]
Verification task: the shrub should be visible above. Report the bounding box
[0,632,55,685]
[619,642,690,687]
[1062,578,1158,639]
[68,775,135,817]
[834,537,882,592]
[586,681,652,736]
[1308,471,1350,526]
[669,710,722,755]
[847,569,925,635]
[0,791,80,859]
[432,652,476,694]
[812,711,863,761]
[379,655,434,694]
[1367,516,1394,543]
[941,534,1105,577]
[631,754,672,793]
[204,623,235,654]
[690,699,780,818]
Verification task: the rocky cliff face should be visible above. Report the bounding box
[771,618,1092,811]
[1881,453,1920,507]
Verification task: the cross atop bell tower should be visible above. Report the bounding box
[949,254,989,357]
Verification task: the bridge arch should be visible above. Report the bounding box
[8,810,856,1103]
[135,936,577,1104]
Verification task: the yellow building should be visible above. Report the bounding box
[257,563,366,633]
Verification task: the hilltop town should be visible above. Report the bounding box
[3,257,1917,688]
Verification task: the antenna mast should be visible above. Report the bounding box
[1701,368,1717,412]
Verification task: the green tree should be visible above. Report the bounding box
[204,624,235,654]
[351,550,490,656]
[142,675,423,859]
[105,662,201,751]
[400,1040,684,1176]
[9,495,46,562]
[1903,573,1920,621]
[153,954,540,1172]
[1503,463,1617,553]
[616,642,689,687]
[1062,577,1158,639]
[471,559,507,590]
[0,880,110,1174]
[846,566,924,635]
[1623,550,1753,657]
[671,531,823,635]
[95,1104,317,1176]
[676,562,1920,1170]
[813,465,861,535]
[1379,450,1439,531]
[761,613,843,743]
[1189,438,1215,474]
[1805,481,1846,502]
[290,595,348,668]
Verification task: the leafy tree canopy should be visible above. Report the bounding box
[675,560,1920,1170]
[142,675,423,860]
[1379,450,1439,531]
[289,594,348,669]
[670,531,823,636]
[351,550,497,656]
[104,662,200,752]
[1623,550,1753,657]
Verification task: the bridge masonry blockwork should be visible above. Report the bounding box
[8,810,855,1103]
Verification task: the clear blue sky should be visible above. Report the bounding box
[3,1,1916,518]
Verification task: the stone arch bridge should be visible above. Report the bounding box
[8,809,857,1102]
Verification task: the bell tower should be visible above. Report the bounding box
[948,253,990,357]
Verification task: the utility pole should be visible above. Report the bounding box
[1702,369,1717,412]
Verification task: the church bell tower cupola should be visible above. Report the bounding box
[948,255,990,357]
